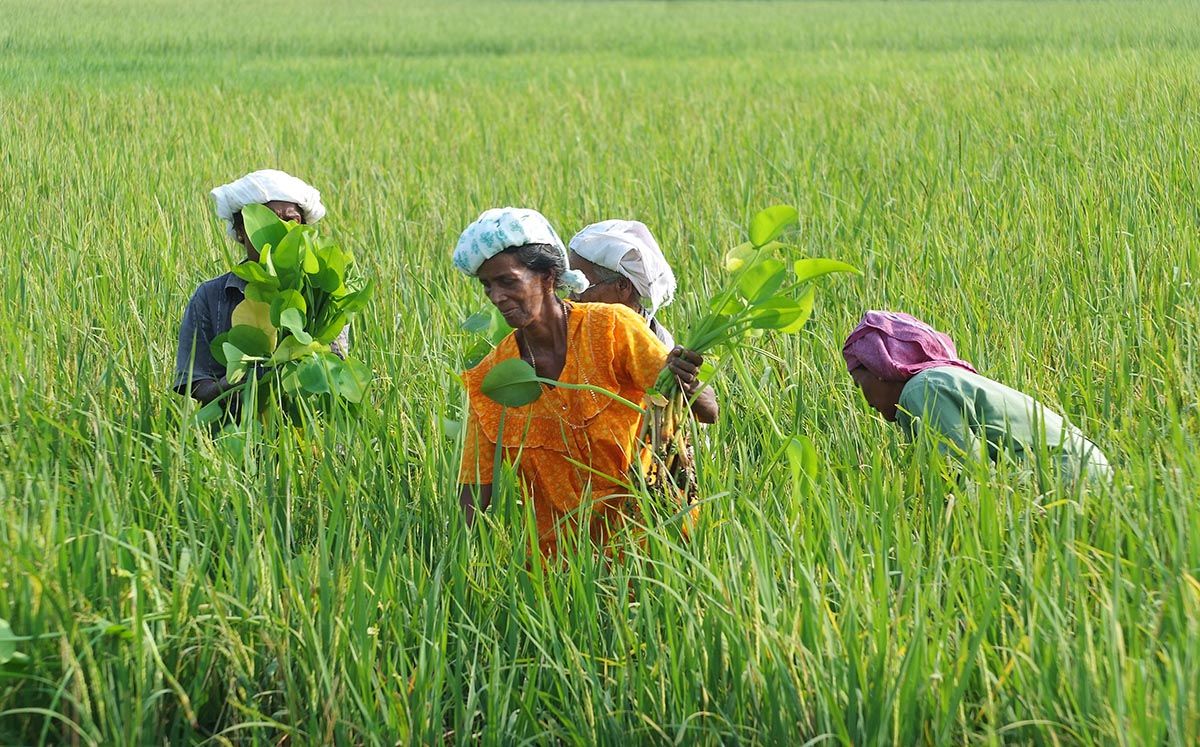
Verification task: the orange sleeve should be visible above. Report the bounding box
[457,406,496,486]
[608,304,670,392]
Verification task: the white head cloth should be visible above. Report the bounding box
[453,207,589,293]
[210,169,326,238]
[568,219,676,318]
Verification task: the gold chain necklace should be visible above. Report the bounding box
[521,301,600,421]
[522,299,567,375]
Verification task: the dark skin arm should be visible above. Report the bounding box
[188,377,229,406]
[459,483,494,527]
[666,347,719,424]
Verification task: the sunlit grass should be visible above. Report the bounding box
[1,1,1198,745]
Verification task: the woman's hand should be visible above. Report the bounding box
[666,347,719,424]
[666,346,703,390]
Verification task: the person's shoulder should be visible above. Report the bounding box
[575,301,659,339]
[568,301,637,326]
[903,367,971,403]
[648,317,675,348]
[189,271,234,297]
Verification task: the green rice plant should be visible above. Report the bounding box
[1,1,1198,745]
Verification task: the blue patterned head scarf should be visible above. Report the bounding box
[453,207,590,293]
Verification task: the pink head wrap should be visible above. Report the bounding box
[842,310,977,382]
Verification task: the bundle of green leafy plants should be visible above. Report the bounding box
[653,205,859,397]
[642,204,859,498]
[198,203,373,425]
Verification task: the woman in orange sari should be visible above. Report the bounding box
[454,207,709,555]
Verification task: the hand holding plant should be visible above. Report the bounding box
[646,205,860,498]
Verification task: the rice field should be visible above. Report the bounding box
[1,1,1199,744]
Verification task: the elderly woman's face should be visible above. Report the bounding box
[567,253,636,309]
[234,200,305,260]
[477,252,556,329]
[850,366,905,422]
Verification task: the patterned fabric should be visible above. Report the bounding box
[459,302,669,554]
[569,219,677,320]
[453,207,589,293]
[842,310,977,382]
[210,170,325,238]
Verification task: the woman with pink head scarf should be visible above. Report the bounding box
[843,311,1110,484]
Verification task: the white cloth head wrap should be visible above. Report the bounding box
[210,169,326,238]
[568,219,676,318]
[453,207,589,293]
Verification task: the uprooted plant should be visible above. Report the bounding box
[644,204,859,499]
[198,203,374,428]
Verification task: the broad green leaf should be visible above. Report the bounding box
[231,262,277,286]
[296,355,331,394]
[749,205,799,247]
[334,279,373,315]
[330,356,372,403]
[231,298,277,348]
[463,339,493,370]
[462,305,506,337]
[724,240,786,272]
[779,287,817,333]
[0,618,29,666]
[481,358,542,407]
[279,307,312,344]
[270,224,305,271]
[281,369,302,395]
[223,342,253,384]
[226,324,273,358]
[793,257,861,283]
[314,312,348,344]
[210,332,231,366]
[269,290,307,326]
[196,399,224,425]
[784,434,819,498]
[242,203,289,256]
[442,417,462,440]
[737,258,786,303]
[747,295,813,332]
[316,249,347,293]
[709,295,744,315]
[269,336,322,365]
[244,281,278,303]
[724,242,755,272]
[302,233,321,274]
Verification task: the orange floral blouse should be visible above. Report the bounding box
[459,302,669,554]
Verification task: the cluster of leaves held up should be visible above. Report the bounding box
[653,204,860,396]
[645,204,859,497]
[200,203,373,424]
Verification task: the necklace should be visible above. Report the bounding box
[522,299,568,376]
[520,300,600,422]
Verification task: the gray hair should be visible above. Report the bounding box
[504,243,572,291]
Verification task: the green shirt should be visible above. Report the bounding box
[896,366,1111,483]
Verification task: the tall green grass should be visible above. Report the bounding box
[1,1,1198,744]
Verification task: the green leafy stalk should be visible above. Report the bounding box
[654,205,861,396]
